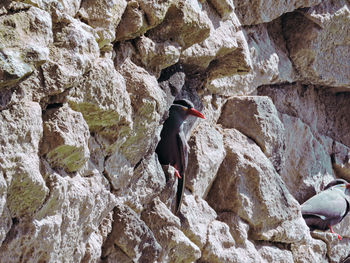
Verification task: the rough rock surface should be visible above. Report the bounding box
[1,0,350,262]
[218,96,285,171]
[283,1,350,88]
[0,6,52,88]
[233,0,322,25]
[41,105,90,172]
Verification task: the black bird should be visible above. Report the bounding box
[156,99,205,214]
[301,179,350,240]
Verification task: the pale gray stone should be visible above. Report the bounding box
[41,105,90,172]
[141,198,201,263]
[0,7,52,88]
[78,0,127,48]
[233,0,322,25]
[284,1,350,88]
[0,102,48,218]
[218,96,285,171]
[206,129,310,243]
[180,193,217,248]
[147,0,211,49]
[186,123,226,198]
[102,204,162,262]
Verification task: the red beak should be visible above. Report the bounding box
[346,183,350,189]
[187,108,205,119]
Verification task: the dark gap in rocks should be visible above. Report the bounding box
[0,216,20,248]
[44,103,63,111]
[133,158,143,171]
[75,12,89,25]
[0,88,14,111]
[158,64,185,101]
[102,165,116,193]
[158,63,184,83]
[11,217,19,225]
[0,1,31,16]
[39,87,71,111]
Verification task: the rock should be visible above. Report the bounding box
[103,58,167,191]
[0,172,11,246]
[78,0,127,49]
[117,153,166,213]
[179,193,217,249]
[0,173,115,262]
[0,102,48,218]
[21,0,82,19]
[310,230,350,263]
[326,241,350,263]
[41,17,99,98]
[87,136,105,174]
[217,212,250,246]
[200,220,261,263]
[115,1,148,41]
[333,213,350,241]
[283,1,350,88]
[136,36,181,77]
[200,220,236,262]
[217,213,271,262]
[205,31,251,80]
[257,244,294,263]
[115,0,173,41]
[83,231,104,262]
[41,105,90,172]
[147,0,211,49]
[258,84,350,148]
[218,96,285,172]
[186,124,226,198]
[67,58,132,147]
[332,141,350,180]
[278,113,334,203]
[102,246,133,263]
[205,21,295,96]
[199,95,227,125]
[207,0,234,19]
[104,150,133,192]
[141,198,201,263]
[102,204,162,262]
[0,7,52,88]
[206,128,310,243]
[158,63,186,106]
[291,238,328,263]
[233,0,322,25]
[180,9,251,79]
[117,59,167,166]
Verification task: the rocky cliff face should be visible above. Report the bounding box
[0,0,350,262]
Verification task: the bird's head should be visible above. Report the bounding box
[171,99,205,120]
[334,182,350,197]
[341,183,350,191]
[324,179,349,190]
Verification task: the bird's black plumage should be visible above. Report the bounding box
[301,179,350,239]
[156,99,204,214]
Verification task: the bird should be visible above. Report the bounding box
[301,179,350,240]
[156,99,205,214]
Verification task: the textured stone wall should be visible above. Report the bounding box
[0,0,350,262]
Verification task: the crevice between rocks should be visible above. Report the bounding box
[0,216,18,249]
[279,13,301,80]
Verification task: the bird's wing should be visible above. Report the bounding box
[177,130,188,173]
[301,190,348,219]
[175,130,188,214]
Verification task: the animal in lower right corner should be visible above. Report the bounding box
[301,179,350,240]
